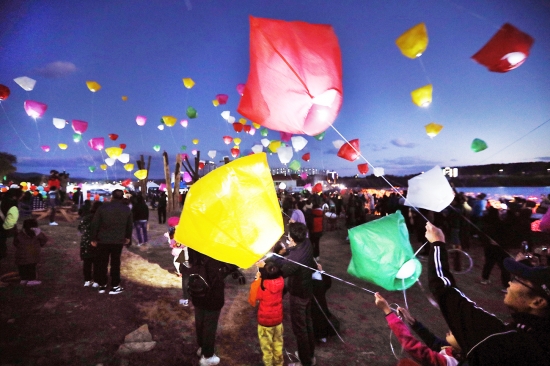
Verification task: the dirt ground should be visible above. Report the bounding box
[0,212,511,366]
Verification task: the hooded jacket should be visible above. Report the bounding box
[257,276,284,327]
[281,238,315,298]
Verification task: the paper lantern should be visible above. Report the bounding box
[289,160,301,171]
[236,83,245,95]
[302,152,310,162]
[231,148,240,158]
[191,149,197,155]
[312,183,323,193]
[233,122,243,133]
[100,164,107,170]
[208,150,217,159]
[182,172,193,183]
[53,118,67,129]
[180,119,188,128]
[260,128,269,137]
[337,139,360,161]
[186,107,197,119]
[300,172,308,179]
[358,163,369,175]
[227,116,236,123]
[119,143,127,149]
[243,125,252,133]
[347,211,421,291]
[136,116,147,126]
[248,127,256,136]
[237,16,343,136]
[268,140,282,153]
[183,78,195,89]
[280,132,292,142]
[198,161,205,170]
[88,137,104,151]
[411,84,433,107]
[134,169,147,180]
[251,144,263,154]
[222,136,233,145]
[374,167,384,177]
[124,163,134,171]
[162,116,177,127]
[86,81,101,92]
[216,94,229,105]
[233,138,241,146]
[121,179,131,187]
[157,125,164,131]
[221,111,231,120]
[192,139,199,145]
[153,145,161,152]
[73,133,82,142]
[89,166,96,172]
[24,100,47,118]
[405,166,454,212]
[332,140,345,149]
[396,23,428,59]
[472,23,534,73]
[174,153,284,268]
[471,138,488,152]
[105,157,116,166]
[0,84,9,100]
[277,146,293,164]
[425,123,443,138]
[108,133,118,141]
[105,147,123,159]
[122,96,128,101]
[159,183,166,191]
[278,182,287,190]
[58,143,68,150]
[314,131,326,141]
[41,145,50,152]
[181,146,187,151]
[70,120,87,134]
[212,99,220,107]
[291,136,308,152]
[118,153,130,164]
[261,138,270,148]
[14,76,36,91]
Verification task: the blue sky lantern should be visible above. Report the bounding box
[347,211,421,291]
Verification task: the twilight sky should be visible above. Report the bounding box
[1,0,549,180]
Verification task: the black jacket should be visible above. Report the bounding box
[91,200,133,245]
[281,239,315,298]
[132,202,149,221]
[429,241,550,365]
[189,250,226,311]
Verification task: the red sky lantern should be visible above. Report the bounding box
[337,139,360,161]
[472,23,534,73]
[109,133,119,141]
[119,143,126,149]
[198,161,205,170]
[280,131,292,142]
[216,94,229,105]
[237,16,343,136]
[358,163,369,175]
[302,152,310,162]
[243,125,252,133]
[233,122,243,133]
[312,183,323,193]
[121,179,131,187]
[231,148,240,158]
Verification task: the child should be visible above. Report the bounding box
[78,201,102,287]
[14,218,49,286]
[374,292,461,366]
[165,217,191,306]
[256,261,285,366]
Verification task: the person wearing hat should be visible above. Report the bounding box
[425,222,550,365]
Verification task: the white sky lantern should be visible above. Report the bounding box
[158,124,164,130]
[279,182,287,190]
[53,118,67,129]
[117,153,130,164]
[261,138,270,147]
[14,76,36,91]
[373,167,385,177]
[291,136,308,152]
[332,140,345,149]
[105,157,116,166]
[251,144,263,154]
[277,146,293,164]
[221,111,231,120]
[405,165,455,212]
[227,116,236,124]
[208,150,217,159]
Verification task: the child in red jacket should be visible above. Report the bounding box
[257,261,284,366]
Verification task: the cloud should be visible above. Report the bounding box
[376,156,442,175]
[390,138,417,148]
[364,143,388,152]
[535,156,550,161]
[35,61,77,78]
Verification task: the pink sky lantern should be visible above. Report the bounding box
[216,94,229,105]
[136,115,147,126]
[337,139,360,161]
[279,131,292,142]
[182,171,193,183]
[472,23,534,73]
[41,145,50,152]
[180,119,188,128]
[72,120,88,134]
[24,100,48,118]
[191,149,197,156]
[236,83,245,96]
[159,183,166,191]
[249,127,256,136]
[237,16,343,136]
[88,137,104,151]
[300,172,308,179]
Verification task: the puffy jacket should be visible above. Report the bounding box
[257,277,284,327]
[312,208,324,234]
[281,239,315,298]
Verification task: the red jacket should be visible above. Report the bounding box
[312,208,324,234]
[256,277,284,327]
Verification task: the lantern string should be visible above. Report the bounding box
[32,117,41,146]
[0,102,32,150]
[414,241,429,257]
[312,294,345,343]
[443,0,501,30]
[99,149,109,180]
[169,128,179,152]
[402,279,409,309]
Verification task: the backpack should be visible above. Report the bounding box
[187,250,222,298]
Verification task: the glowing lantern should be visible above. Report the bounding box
[411,84,433,107]
[337,139,360,161]
[251,144,263,154]
[24,100,47,118]
[252,122,260,129]
[199,161,205,170]
[221,111,231,120]
[227,116,236,124]
[249,127,256,136]
[471,138,488,152]
[289,160,301,171]
[238,118,246,125]
[0,84,9,100]
[302,152,310,162]
[88,138,104,151]
[405,166,455,212]
[234,138,242,146]
[233,122,243,133]
[291,136,308,151]
[153,145,161,152]
[279,182,287,190]
[223,136,233,145]
[208,150,217,159]
[236,83,245,95]
[280,132,292,142]
[396,23,428,59]
[300,172,308,179]
[105,157,116,167]
[472,23,534,73]
[122,96,128,101]
[216,94,229,105]
[268,140,282,153]
[124,163,134,171]
[230,148,240,158]
[314,131,326,141]
[277,146,293,164]
[119,143,127,149]
[162,116,177,127]
[261,138,270,147]
[105,147,123,159]
[192,149,197,155]
[86,81,101,92]
[136,116,147,126]
[183,78,195,89]
[89,166,96,172]
[71,120,88,134]
[237,16,343,136]
[180,119,188,127]
[41,145,50,152]
[118,153,130,164]
[260,128,268,137]
[100,164,107,170]
[348,211,421,291]
[374,167,384,177]
[174,153,284,268]
[186,107,197,119]
[243,125,252,133]
[134,169,147,180]
[158,125,164,131]
[332,140,345,149]
[358,163,369,175]
[73,133,82,142]
[212,99,220,107]
[121,179,131,187]
[183,172,193,183]
[53,118,67,129]
[312,183,323,193]
[58,143,68,150]
[192,139,199,145]
[424,122,443,138]
[14,76,36,91]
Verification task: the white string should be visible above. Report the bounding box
[0,102,32,150]
[312,294,345,343]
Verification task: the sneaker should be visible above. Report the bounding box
[196,347,202,357]
[91,282,100,288]
[179,299,189,306]
[98,286,107,294]
[137,243,142,247]
[199,354,220,366]
[295,351,316,366]
[480,279,491,285]
[84,281,92,287]
[20,280,28,286]
[27,280,42,286]
[49,222,58,226]
[109,286,124,295]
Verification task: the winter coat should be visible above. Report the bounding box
[281,239,315,299]
[311,208,324,234]
[78,214,97,259]
[257,277,284,327]
[190,251,226,311]
[91,200,133,245]
[429,241,550,365]
[132,202,149,221]
[14,230,49,265]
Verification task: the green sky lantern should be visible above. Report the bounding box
[88,166,96,172]
[260,128,269,137]
[347,211,421,291]
[153,145,161,152]
[181,145,187,151]
[73,133,82,142]
[289,160,301,171]
[186,106,197,119]
[471,138,488,152]
[314,131,326,141]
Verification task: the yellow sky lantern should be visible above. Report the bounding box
[411,84,433,107]
[425,122,443,138]
[100,164,107,170]
[134,169,147,180]
[121,96,128,101]
[192,138,199,145]
[86,81,101,92]
[233,137,242,146]
[239,118,247,125]
[268,140,282,153]
[58,143,68,150]
[183,78,195,89]
[105,146,123,159]
[124,163,134,171]
[252,122,261,129]
[162,116,177,127]
[212,99,220,107]
[396,23,428,59]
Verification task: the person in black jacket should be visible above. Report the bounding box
[131,195,149,246]
[91,189,133,295]
[157,191,167,224]
[426,222,550,366]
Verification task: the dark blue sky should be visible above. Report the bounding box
[1,0,549,179]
